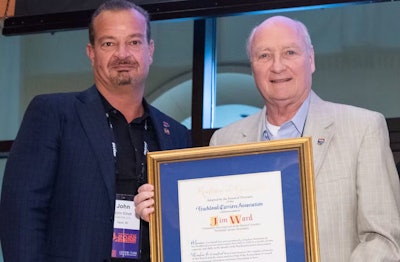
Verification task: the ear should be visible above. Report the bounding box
[309,46,316,73]
[86,43,95,66]
[148,39,155,64]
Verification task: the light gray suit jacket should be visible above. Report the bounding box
[210,91,400,262]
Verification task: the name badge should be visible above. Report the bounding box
[111,194,141,259]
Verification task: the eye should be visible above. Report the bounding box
[101,41,114,48]
[256,52,271,62]
[129,40,142,46]
[283,49,301,58]
[284,49,297,57]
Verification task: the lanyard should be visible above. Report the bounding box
[106,112,118,158]
[106,112,149,187]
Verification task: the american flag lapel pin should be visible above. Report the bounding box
[317,138,325,145]
[163,121,170,135]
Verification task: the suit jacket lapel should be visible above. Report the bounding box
[303,91,335,179]
[75,86,116,209]
[147,105,174,150]
[237,106,267,143]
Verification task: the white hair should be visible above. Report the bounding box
[246,16,313,61]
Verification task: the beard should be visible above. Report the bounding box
[112,71,133,86]
[108,57,143,86]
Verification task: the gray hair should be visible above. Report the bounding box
[246,16,313,61]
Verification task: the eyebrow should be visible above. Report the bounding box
[97,33,145,42]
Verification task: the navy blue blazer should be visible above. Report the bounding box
[0,85,191,262]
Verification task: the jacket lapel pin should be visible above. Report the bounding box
[163,121,170,135]
[317,138,325,145]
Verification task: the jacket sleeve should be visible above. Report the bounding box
[0,95,62,261]
[350,113,400,261]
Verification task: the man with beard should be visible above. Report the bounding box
[0,1,191,261]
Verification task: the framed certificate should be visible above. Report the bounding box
[147,137,319,262]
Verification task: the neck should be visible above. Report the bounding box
[98,85,145,123]
[112,97,144,123]
[265,91,310,126]
[266,103,300,126]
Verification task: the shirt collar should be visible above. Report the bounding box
[99,92,150,122]
[262,92,311,140]
[291,92,311,135]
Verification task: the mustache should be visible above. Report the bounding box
[109,58,137,67]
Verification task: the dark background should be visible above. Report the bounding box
[3,0,374,35]
[14,0,184,16]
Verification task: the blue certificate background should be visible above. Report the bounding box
[158,149,304,262]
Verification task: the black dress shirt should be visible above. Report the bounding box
[102,96,159,262]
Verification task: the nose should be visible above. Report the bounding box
[271,56,286,73]
[114,43,130,59]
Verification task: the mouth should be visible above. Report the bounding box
[270,78,292,83]
[111,64,136,71]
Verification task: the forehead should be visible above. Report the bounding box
[93,9,146,38]
[252,20,305,50]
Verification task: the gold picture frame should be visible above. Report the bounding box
[147,137,319,262]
